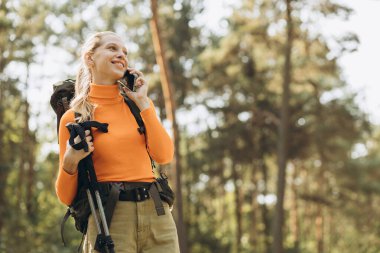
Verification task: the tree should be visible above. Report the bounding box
[0,0,52,243]
[273,0,294,252]
[150,1,187,252]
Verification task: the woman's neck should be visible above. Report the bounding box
[92,76,117,85]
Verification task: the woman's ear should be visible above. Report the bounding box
[85,53,94,67]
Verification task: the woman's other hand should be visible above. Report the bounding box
[62,129,94,175]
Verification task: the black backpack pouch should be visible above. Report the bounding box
[70,192,91,234]
[155,174,175,208]
[64,167,112,235]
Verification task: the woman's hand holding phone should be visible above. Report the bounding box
[122,68,150,111]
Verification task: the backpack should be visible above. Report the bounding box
[50,79,175,247]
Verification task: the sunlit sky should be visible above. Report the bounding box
[329,0,380,124]
[202,0,380,123]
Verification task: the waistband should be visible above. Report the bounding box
[98,181,165,215]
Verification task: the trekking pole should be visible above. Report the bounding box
[66,121,115,253]
[86,187,103,235]
[80,170,106,252]
[84,156,115,253]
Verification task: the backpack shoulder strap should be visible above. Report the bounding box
[123,97,146,135]
[123,96,157,168]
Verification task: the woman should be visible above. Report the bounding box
[55,31,180,253]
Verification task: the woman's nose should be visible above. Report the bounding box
[116,53,125,59]
[115,49,125,59]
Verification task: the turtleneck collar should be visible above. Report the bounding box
[89,83,123,104]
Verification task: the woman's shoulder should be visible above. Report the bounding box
[58,109,76,136]
[60,109,76,124]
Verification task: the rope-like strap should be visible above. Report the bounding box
[60,209,71,246]
[66,121,108,151]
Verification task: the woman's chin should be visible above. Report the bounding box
[117,70,126,78]
[110,71,124,81]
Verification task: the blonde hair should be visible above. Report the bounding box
[70,31,119,122]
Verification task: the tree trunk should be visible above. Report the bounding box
[315,206,324,253]
[232,163,243,253]
[23,65,36,216]
[301,163,313,247]
[290,162,300,252]
[0,0,8,235]
[149,1,187,253]
[272,0,293,252]
[258,138,271,253]
[18,64,30,206]
[0,79,5,238]
[260,170,271,253]
[310,79,327,253]
[249,162,258,253]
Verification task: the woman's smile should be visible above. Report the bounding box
[111,60,125,69]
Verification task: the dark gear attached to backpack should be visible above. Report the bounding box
[51,79,75,134]
[50,79,175,252]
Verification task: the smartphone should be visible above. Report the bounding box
[123,70,137,91]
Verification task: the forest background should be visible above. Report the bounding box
[1,0,380,253]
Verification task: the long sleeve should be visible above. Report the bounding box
[140,99,175,164]
[55,109,79,205]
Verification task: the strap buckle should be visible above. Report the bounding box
[133,187,150,202]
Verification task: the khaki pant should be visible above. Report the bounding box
[83,198,180,253]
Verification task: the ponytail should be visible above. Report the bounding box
[70,63,96,122]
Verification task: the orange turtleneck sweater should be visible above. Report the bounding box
[55,83,174,205]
